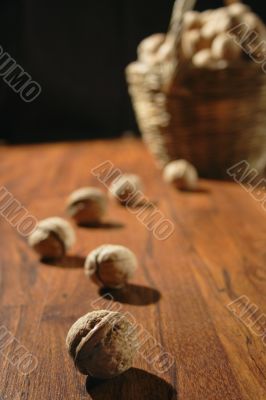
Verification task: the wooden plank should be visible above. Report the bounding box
[0,138,265,400]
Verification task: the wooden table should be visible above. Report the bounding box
[0,138,265,400]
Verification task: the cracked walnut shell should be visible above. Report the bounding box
[66,310,137,379]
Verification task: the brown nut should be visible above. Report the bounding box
[183,11,202,30]
[181,29,201,60]
[155,36,175,63]
[137,33,165,65]
[201,11,233,40]
[84,244,138,288]
[109,174,142,206]
[242,12,266,36]
[192,48,228,69]
[241,12,260,32]
[28,217,75,259]
[192,49,216,68]
[126,62,150,84]
[212,32,241,61]
[215,14,233,33]
[200,10,213,25]
[201,21,218,42]
[236,13,266,57]
[227,3,250,18]
[66,310,138,379]
[163,160,198,191]
[66,187,107,225]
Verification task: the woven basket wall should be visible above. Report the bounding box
[127,62,266,178]
[126,0,266,180]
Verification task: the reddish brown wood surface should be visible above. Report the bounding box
[0,138,265,400]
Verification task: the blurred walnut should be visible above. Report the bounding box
[183,11,202,30]
[163,160,198,191]
[136,4,266,72]
[227,3,250,18]
[66,187,107,225]
[85,244,137,288]
[212,33,241,61]
[181,30,201,60]
[109,174,142,206]
[137,33,165,65]
[28,217,75,259]
[192,49,218,69]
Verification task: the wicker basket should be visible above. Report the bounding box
[126,0,266,179]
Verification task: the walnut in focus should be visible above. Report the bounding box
[66,310,138,379]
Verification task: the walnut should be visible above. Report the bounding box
[109,174,142,206]
[66,310,137,378]
[201,11,233,41]
[137,33,165,65]
[227,3,250,18]
[28,217,75,259]
[192,49,219,69]
[200,10,214,25]
[66,187,107,225]
[84,244,137,288]
[212,33,241,61]
[181,30,201,60]
[163,160,198,191]
[183,11,202,30]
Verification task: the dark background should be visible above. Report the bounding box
[0,0,265,142]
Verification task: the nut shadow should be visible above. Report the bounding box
[99,284,161,306]
[86,368,177,400]
[42,255,85,269]
[78,221,125,229]
[177,186,210,194]
[121,199,159,210]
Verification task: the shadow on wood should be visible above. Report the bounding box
[78,221,125,229]
[42,255,85,269]
[176,186,210,194]
[99,284,161,306]
[86,368,177,400]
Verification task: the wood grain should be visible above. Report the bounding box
[0,138,265,400]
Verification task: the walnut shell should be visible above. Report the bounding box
[242,12,266,36]
[66,187,107,225]
[200,10,213,25]
[66,310,137,379]
[84,244,137,288]
[155,36,175,63]
[192,49,221,69]
[163,160,198,191]
[183,11,202,30]
[227,3,250,18]
[109,174,142,206]
[201,11,233,41]
[28,217,75,259]
[126,62,150,84]
[212,33,241,61]
[137,33,165,65]
[181,30,201,60]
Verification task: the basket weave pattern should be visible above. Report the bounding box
[126,5,266,179]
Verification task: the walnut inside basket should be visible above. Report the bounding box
[140,6,266,72]
[126,2,266,179]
